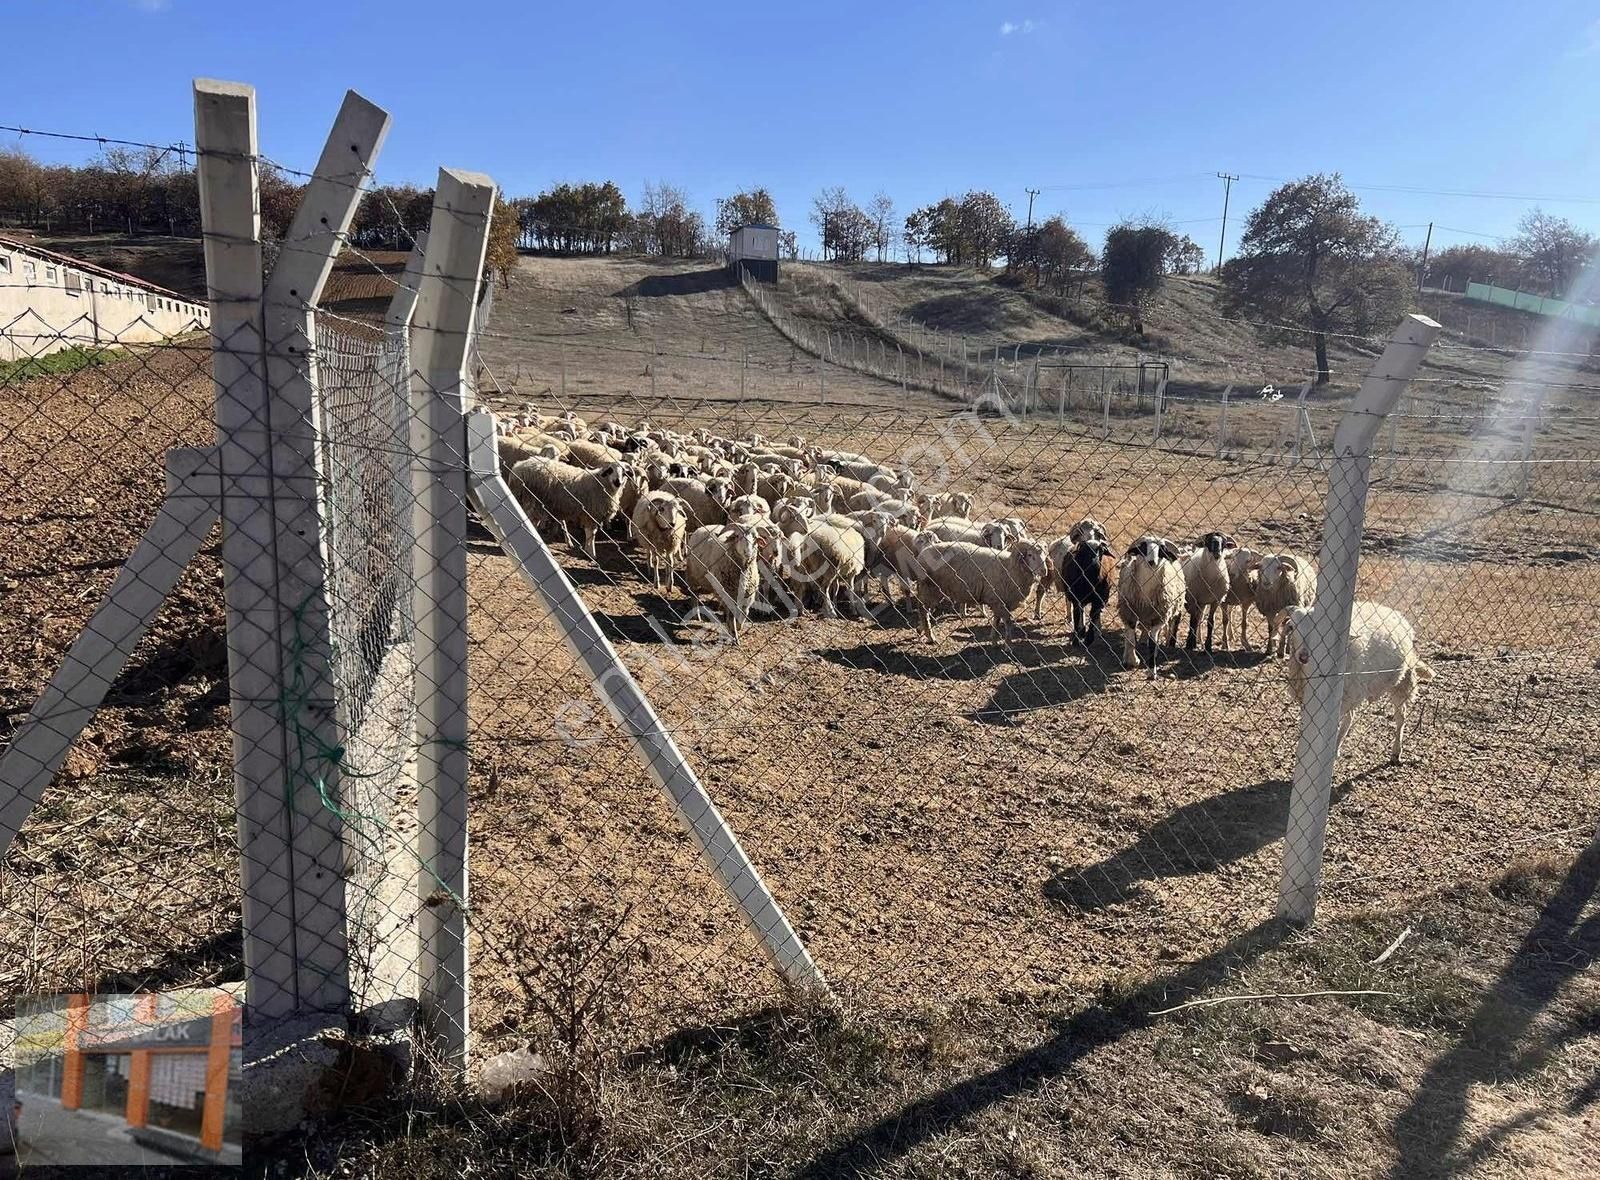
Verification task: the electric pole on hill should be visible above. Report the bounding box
[1418,222,1434,291]
[1215,172,1239,271]
[1024,187,1040,230]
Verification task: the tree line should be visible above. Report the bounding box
[4,146,1594,378]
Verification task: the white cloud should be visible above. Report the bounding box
[999,19,1037,36]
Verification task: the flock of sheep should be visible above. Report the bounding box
[496,408,1435,764]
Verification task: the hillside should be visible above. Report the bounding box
[785,260,1596,395]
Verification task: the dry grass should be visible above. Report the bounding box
[263,850,1600,1179]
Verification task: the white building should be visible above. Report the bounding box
[0,237,210,363]
[728,223,779,283]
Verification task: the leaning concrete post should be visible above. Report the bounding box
[1278,315,1441,925]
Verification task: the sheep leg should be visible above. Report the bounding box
[1088,602,1103,645]
[1033,581,1047,622]
[1336,710,1356,750]
[917,599,936,643]
[1071,601,1085,644]
[1184,608,1199,651]
[1391,699,1407,764]
[1122,626,1140,669]
[582,524,599,563]
[1204,604,1217,653]
[818,573,839,619]
[1146,630,1159,681]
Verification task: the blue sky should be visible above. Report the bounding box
[4,0,1598,257]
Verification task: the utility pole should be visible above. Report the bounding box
[1417,222,1433,292]
[1215,172,1239,271]
[1024,187,1040,230]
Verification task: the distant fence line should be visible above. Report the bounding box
[1464,281,1600,329]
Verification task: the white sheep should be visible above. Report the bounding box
[1282,602,1435,764]
[509,457,630,562]
[1219,546,1264,652]
[1116,536,1186,678]
[913,537,1048,643]
[1256,553,1318,657]
[1180,532,1237,652]
[660,475,732,531]
[630,491,687,590]
[780,517,868,618]
[684,521,761,642]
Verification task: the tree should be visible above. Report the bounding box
[868,192,895,262]
[485,194,521,287]
[1423,243,1519,290]
[903,207,930,263]
[715,188,779,238]
[1218,174,1412,384]
[1508,209,1597,297]
[1101,221,1179,332]
[956,191,1014,271]
[810,187,857,261]
[778,229,798,260]
[636,182,704,257]
[1036,216,1093,293]
[1166,234,1207,275]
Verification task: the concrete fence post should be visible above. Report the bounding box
[1278,315,1441,926]
[195,79,389,1025]
[1215,383,1233,457]
[409,167,496,1070]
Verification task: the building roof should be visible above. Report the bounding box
[731,223,779,233]
[0,235,194,302]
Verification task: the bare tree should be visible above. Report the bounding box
[868,192,895,262]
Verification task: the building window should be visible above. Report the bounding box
[80,1054,133,1119]
[0,255,11,274]
[101,282,111,295]
[22,260,36,282]
[45,265,56,282]
[146,1054,209,1140]
[65,271,81,294]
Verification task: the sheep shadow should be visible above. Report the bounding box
[1166,645,1274,680]
[1044,776,1357,911]
[970,639,1122,725]
[815,636,1078,683]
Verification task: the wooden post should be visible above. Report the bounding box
[409,168,496,1071]
[1216,383,1233,458]
[195,80,390,1021]
[1152,378,1168,444]
[1278,315,1441,925]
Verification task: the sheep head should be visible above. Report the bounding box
[1126,536,1179,568]
[1282,606,1314,666]
[651,495,684,532]
[1012,539,1048,581]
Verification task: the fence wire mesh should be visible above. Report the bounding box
[1,238,1597,1159]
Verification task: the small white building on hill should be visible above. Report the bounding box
[728,224,779,283]
[0,237,209,363]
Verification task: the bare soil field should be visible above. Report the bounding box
[0,342,235,1004]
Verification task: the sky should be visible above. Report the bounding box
[4,0,1599,259]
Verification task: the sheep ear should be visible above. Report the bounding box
[1222,535,1238,549]
[1123,541,1144,558]
[1159,542,1180,562]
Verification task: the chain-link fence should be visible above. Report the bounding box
[454,303,1598,1062]
[2,90,1597,1159]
